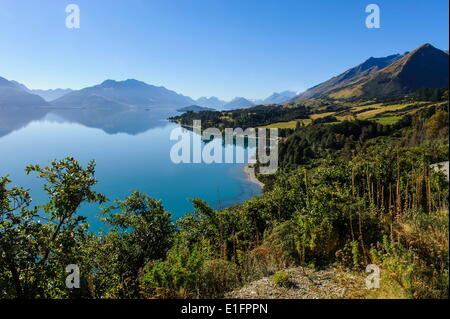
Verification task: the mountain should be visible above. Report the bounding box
[10,80,29,91]
[31,88,73,102]
[9,81,73,102]
[292,54,405,102]
[0,76,49,107]
[292,43,449,102]
[52,79,195,108]
[177,105,215,112]
[224,97,255,109]
[196,96,226,108]
[328,43,448,99]
[261,91,297,104]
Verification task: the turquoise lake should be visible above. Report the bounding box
[0,107,261,231]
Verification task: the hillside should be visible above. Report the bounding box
[292,43,449,102]
[330,44,449,99]
[177,105,215,112]
[292,54,404,102]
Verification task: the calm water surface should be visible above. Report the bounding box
[0,107,261,231]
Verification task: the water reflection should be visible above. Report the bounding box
[0,106,48,137]
[0,106,179,137]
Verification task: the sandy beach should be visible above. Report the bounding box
[243,163,265,188]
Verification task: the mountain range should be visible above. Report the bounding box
[30,88,73,102]
[1,43,448,110]
[5,80,73,101]
[1,76,289,110]
[51,79,196,108]
[195,91,297,108]
[252,91,297,105]
[223,97,255,109]
[195,96,227,108]
[292,43,448,102]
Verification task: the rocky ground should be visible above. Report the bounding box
[226,267,368,299]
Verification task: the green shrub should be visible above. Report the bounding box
[271,271,293,288]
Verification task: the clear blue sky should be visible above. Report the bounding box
[1,0,448,100]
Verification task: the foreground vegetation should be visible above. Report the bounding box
[1,93,448,299]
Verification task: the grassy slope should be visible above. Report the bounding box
[259,100,442,129]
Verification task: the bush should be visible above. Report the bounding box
[271,271,292,288]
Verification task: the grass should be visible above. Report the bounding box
[315,101,431,123]
[369,116,403,125]
[259,100,432,129]
[310,112,336,120]
[260,119,312,129]
[355,102,421,119]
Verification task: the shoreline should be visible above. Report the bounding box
[243,163,265,189]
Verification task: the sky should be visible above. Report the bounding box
[0,0,448,100]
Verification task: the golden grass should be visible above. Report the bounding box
[310,112,336,120]
[356,102,424,119]
[260,119,312,129]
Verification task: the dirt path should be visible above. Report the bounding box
[226,267,367,299]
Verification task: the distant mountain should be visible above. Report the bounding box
[10,80,29,91]
[31,88,73,102]
[7,81,73,101]
[52,79,195,108]
[196,96,226,108]
[292,43,449,102]
[0,76,49,107]
[261,91,297,104]
[224,97,255,109]
[177,105,215,112]
[292,53,404,102]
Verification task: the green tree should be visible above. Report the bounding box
[1,158,106,298]
[97,191,175,298]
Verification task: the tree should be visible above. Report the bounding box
[1,158,106,298]
[97,191,175,298]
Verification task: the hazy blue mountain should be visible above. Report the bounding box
[261,91,297,104]
[224,97,255,109]
[10,80,30,91]
[7,81,73,101]
[0,76,49,107]
[30,88,73,102]
[196,96,226,108]
[292,53,405,102]
[249,98,264,105]
[177,105,215,112]
[52,79,195,108]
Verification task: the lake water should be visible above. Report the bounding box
[0,106,261,231]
